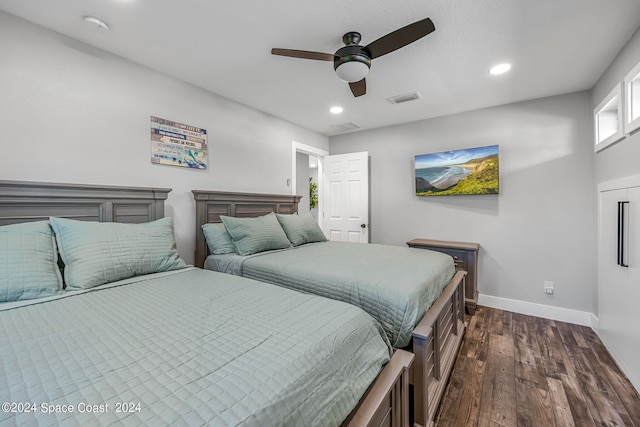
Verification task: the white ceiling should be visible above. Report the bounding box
[1,0,639,136]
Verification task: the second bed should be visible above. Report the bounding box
[192,189,467,427]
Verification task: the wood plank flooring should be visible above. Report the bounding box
[435,305,640,427]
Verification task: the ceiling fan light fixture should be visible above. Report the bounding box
[335,61,369,82]
[334,53,370,83]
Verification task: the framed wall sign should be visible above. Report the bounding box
[150,116,208,169]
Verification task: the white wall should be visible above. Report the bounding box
[330,91,595,315]
[0,11,329,264]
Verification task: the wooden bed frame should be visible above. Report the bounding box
[192,189,467,427]
[0,180,414,427]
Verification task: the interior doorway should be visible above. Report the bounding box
[291,141,328,227]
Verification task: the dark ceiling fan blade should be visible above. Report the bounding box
[349,79,366,97]
[364,18,435,59]
[271,48,335,61]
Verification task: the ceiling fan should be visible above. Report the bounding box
[271,18,435,97]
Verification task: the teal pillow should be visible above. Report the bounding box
[276,213,327,246]
[220,212,291,256]
[50,217,187,290]
[202,223,236,254]
[0,221,63,302]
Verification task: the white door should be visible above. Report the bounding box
[597,179,640,391]
[323,152,369,243]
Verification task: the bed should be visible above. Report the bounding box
[192,190,467,427]
[0,180,414,427]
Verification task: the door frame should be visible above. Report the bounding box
[291,141,329,228]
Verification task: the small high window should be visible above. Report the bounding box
[594,83,623,152]
[624,62,640,135]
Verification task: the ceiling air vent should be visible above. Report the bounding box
[332,122,361,133]
[387,92,422,104]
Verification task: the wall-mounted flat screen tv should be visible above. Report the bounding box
[415,144,499,196]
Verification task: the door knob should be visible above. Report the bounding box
[361,224,366,229]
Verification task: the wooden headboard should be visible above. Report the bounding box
[192,190,301,268]
[0,180,171,226]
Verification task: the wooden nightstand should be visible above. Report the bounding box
[407,238,480,315]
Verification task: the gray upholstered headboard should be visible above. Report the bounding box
[191,190,301,268]
[0,180,171,226]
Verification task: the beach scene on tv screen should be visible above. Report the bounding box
[415,145,499,196]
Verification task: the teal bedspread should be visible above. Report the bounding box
[239,242,456,348]
[0,268,391,426]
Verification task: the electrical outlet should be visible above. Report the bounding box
[544,281,554,294]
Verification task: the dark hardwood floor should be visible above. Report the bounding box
[435,305,640,427]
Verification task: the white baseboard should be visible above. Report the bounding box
[592,325,640,394]
[477,294,593,326]
[590,313,599,330]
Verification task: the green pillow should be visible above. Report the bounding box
[220,212,291,256]
[50,217,187,290]
[0,221,63,302]
[202,223,236,254]
[276,213,327,246]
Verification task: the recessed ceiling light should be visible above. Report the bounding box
[489,63,511,75]
[330,106,343,114]
[83,16,110,31]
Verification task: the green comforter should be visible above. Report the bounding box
[0,267,391,426]
[241,241,456,348]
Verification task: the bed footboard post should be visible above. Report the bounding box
[397,351,412,427]
[410,270,467,427]
[347,349,414,427]
[410,330,429,427]
[459,275,466,326]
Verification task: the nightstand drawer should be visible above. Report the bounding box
[440,249,468,270]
